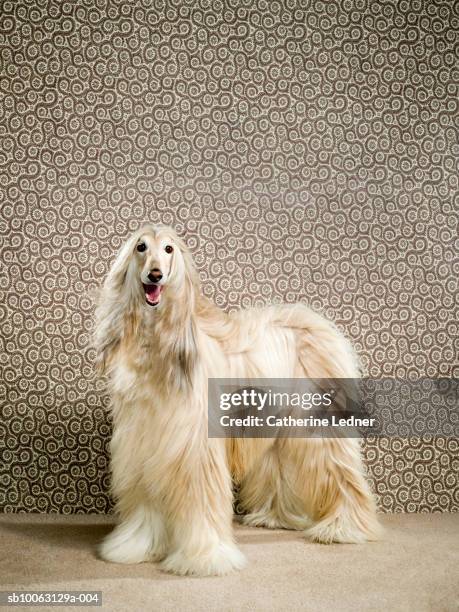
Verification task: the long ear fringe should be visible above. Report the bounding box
[156,228,201,392]
[92,290,123,376]
[92,233,140,375]
[168,229,201,289]
[174,234,201,389]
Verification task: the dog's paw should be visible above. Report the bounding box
[161,542,246,576]
[305,514,382,544]
[99,531,165,564]
[242,512,285,529]
[99,538,146,564]
[242,511,311,531]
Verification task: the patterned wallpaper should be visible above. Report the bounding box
[0,0,458,513]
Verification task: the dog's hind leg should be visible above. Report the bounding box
[279,436,381,544]
[237,444,311,531]
[269,303,381,542]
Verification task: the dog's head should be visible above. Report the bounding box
[132,226,186,308]
[93,224,198,373]
[103,224,196,308]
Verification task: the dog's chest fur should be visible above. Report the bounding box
[108,352,211,500]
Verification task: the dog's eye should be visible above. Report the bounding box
[165,245,173,254]
[136,243,147,253]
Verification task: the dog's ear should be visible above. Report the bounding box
[163,227,200,290]
[92,235,139,375]
[102,235,140,292]
[92,294,122,376]
[174,234,200,388]
[156,228,200,390]
[177,318,198,389]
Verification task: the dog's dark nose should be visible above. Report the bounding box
[148,269,163,283]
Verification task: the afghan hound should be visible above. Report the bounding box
[93,224,381,576]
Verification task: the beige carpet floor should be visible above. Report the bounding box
[0,513,457,612]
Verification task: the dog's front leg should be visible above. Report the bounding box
[99,503,167,564]
[99,410,168,564]
[160,442,246,577]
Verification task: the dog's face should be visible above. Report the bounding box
[133,229,178,308]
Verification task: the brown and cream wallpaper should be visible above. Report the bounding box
[0,1,458,513]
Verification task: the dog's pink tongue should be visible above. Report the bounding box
[145,284,162,304]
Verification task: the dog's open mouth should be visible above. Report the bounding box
[143,284,163,307]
